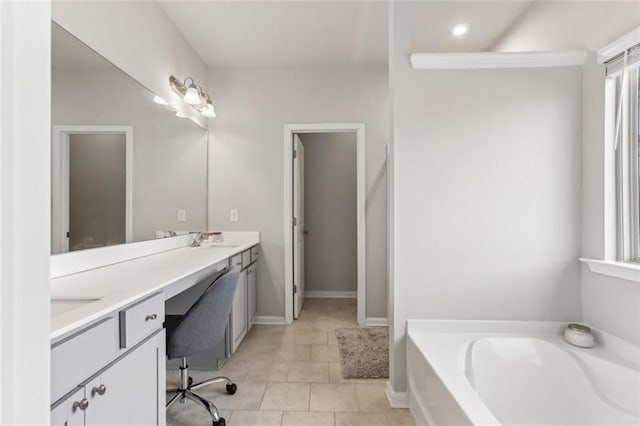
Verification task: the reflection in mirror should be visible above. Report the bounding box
[51,23,208,254]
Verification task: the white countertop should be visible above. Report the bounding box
[50,232,259,342]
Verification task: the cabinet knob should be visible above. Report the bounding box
[92,384,107,396]
[145,314,158,321]
[73,398,89,411]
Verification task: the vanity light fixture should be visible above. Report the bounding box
[201,95,216,118]
[183,77,201,105]
[451,23,469,37]
[169,75,217,118]
[153,95,168,106]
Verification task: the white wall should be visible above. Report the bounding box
[300,132,358,294]
[0,1,51,423]
[493,4,640,346]
[389,2,584,393]
[207,65,388,319]
[52,0,209,128]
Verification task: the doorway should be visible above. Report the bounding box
[284,123,366,325]
[51,125,133,253]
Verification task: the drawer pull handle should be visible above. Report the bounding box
[92,384,107,396]
[145,314,158,321]
[73,398,89,411]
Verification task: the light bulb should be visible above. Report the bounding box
[153,95,168,105]
[183,84,200,105]
[201,101,216,118]
[176,111,187,118]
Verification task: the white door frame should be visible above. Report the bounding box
[283,123,366,325]
[51,125,133,253]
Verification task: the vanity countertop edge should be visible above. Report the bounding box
[50,232,260,342]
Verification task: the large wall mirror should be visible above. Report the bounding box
[51,23,208,254]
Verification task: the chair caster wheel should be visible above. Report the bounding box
[213,417,226,426]
[188,377,193,387]
[226,383,237,395]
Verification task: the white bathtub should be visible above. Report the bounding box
[406,320,640,425]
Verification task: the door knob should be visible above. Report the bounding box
[92,384,107,396]
[303,230,309,235]
[73,398,89,411]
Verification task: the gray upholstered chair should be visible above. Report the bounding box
[165,271,239,426]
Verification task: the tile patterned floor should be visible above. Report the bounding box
[167,298,415,426]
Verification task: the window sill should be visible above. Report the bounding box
[580,258,640,283]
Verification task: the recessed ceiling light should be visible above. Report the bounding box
[451,24,469,37]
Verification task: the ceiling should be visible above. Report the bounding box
[407,1,534,53]
[158,1,388,67]
[159,0,541,68]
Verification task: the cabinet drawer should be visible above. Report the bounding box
[251,246,259,263]
[51,317,118,403]
[119,293,164,349]
[231,254,243,271]
[241,250,251,268]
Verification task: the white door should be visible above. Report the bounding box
[293,134,305,319]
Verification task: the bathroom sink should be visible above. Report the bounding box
[203,243,240,248]
[51,297,102,317]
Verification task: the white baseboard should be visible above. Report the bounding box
[305,291,356,298]
[385,381,409,408]
[253,315,287,325]
[364,317,388,327]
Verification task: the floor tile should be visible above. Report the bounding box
[260,382,311,411]
[309,383,359,412]
[287,361,329,382]
[282,411,335,425]
[293,331,329,345]
[335,412,389,426]
[199,381,267,410]
[228,410,282,425]
[386,409,416,426]
[355,383,392,413]
[168,398,232,426]
[245,361,290,382]
[274,344,312,361]
[310,344,340,362]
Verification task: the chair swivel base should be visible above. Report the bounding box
[166,359,237,426]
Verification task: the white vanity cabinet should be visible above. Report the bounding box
[50,388,85,426]
[231,267,248,352]
[247,264,257,331]
[84,331,165,425]
[230,245,258,353]
[50,330,164,426]
[51,294,166,426]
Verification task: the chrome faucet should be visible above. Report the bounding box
[190,232,208,247]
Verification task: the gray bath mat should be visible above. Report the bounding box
[335,327,389,379]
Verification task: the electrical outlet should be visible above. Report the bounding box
[230,209,239,222]
[177,209,187,222]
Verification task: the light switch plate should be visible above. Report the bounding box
[230,209,239,222]
[177,209,187,222]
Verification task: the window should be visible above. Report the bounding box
[608,46,640,262]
